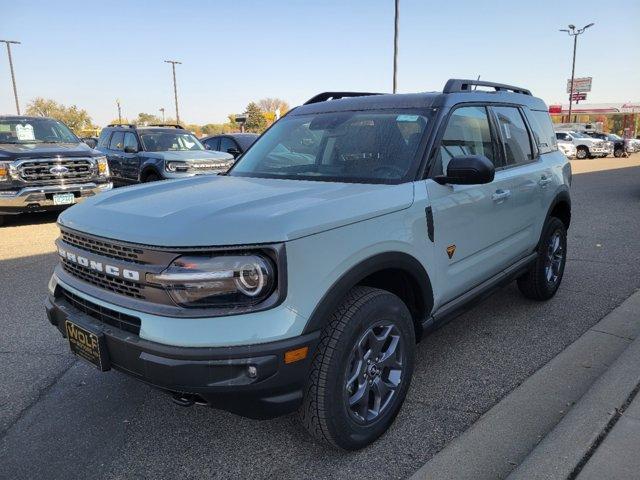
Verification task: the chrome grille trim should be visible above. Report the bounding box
[17,157,95,183]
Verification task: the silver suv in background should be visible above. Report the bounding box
[0,116,112,226]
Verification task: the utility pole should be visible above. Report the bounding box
[559,23,594,122]
[392,0,399,93]
[159,107,165,123]
[1,40,21,115]
[116,99,122,124]
[164,60,182,124]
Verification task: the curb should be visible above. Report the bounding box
[409,289,640,480]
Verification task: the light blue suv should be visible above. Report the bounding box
[46,79,571,450]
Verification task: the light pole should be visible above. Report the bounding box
[559,23,594,122]
[159,107,165,123]
[164,60,182,124]
[392,0,399,93]
[116,99,122,124]
[1,39,21,115]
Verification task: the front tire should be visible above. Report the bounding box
[143,171,161,182]
[300,286,415,450]
[614,147,624,158]
[576,146,588,159]
[517,217,567,301]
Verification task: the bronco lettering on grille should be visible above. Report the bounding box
[58,246,140,282]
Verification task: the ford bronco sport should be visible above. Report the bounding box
[0,115,112,226]
[46,79,571,450]
[96,124,234,185]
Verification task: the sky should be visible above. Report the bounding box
[1,0,639,126]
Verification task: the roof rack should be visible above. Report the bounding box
[443,79,532,96]
[144,123,184,129]
[106,123,136,128]
[304,91,383,105]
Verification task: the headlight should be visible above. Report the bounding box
[0,161,9,181]
[150,254,275,308]
[95,156,109,177]
[166,161,189,173]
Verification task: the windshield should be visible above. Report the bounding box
[139,131,204,152]
[609,134,622,140]
[0,118,79,144]
[572,132,590,138]
[229,110,432,183]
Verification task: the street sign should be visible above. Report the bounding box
[571,92,587,101]
[566,77,592,93]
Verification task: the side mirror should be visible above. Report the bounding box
[124,146,138,154]
[434,155,495,185]
[204,144,211,150]
[227,147,240,157]
[83,139,97,148]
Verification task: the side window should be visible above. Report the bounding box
[109,131,124,151]
[493,106,533,166]
[526,110,558,154]
[123,132,138,151]
[204,138,220,151]
[436,106,497,175]
[556,132,571,142]
[219,137,238,153]
[98,130,111,148]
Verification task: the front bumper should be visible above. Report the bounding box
[45,291,320,419]
[0,181,112,215]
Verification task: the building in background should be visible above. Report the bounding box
[548,103,640,138]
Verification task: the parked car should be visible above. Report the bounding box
[46,79,571,449]
[0,115,111,226]
[555,131,609,159]
[96,124,234,186]
[557,139,577,158]
[583,132,625,157]
[200,133,259,158]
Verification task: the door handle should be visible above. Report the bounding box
[539,176,553,187]
[491,189,511,203]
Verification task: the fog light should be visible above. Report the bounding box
[247,365,258,378]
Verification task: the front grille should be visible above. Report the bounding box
[61,230,144,263]
[62,258,143,299]
[60,287,141,335]
[18,158,94,183]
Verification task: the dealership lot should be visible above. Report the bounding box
[1,157,639,479]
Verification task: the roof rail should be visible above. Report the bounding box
[106,123,136,128]
[443,79,532,96]
[303,91,383,105]
[144,123,184,129]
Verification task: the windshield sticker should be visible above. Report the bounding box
[16,124,35,140]
[396,115,419,122]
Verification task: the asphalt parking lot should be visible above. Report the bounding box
[1,156,639,480]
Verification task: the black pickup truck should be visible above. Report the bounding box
[0,116,112,226]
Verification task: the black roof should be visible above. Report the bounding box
[201,133,259,140]
[292,79,548,116]
[0,115,57,121]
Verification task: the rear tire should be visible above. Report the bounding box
[517,217,567,301]
[300,286,415,450]
[614,148,624,158]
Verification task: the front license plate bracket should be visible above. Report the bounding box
[65,320,111,371]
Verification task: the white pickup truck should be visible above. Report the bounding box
[555,131,609,159]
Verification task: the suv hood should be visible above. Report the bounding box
[0,142,97,159]
[59,176,414,246]
[144,150,233,162]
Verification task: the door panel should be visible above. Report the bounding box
[122,132,141,182]
[107,131,125,181]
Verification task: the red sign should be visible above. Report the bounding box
[571,93,587,101]
[549,105,562,114]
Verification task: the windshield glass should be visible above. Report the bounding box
[572,132,589,138]
[229,110,432,183]
[0,118,79,144]
[609,134,622,140]
[139,131,204,152]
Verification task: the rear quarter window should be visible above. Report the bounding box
[525,110,558,154]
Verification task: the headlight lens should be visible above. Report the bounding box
[95,156,109,176]
[150,254,275,308]
[0,161,9,181]
[166,161,189,173]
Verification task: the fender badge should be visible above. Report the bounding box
[446,244,456,259]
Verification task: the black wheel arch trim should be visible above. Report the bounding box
[538,186,571,248]
[301,251,434,335]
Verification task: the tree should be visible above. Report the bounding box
[26,98,96,133]
[244,102,267,133]
[134,112,162,125]
[257,97,289,117]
